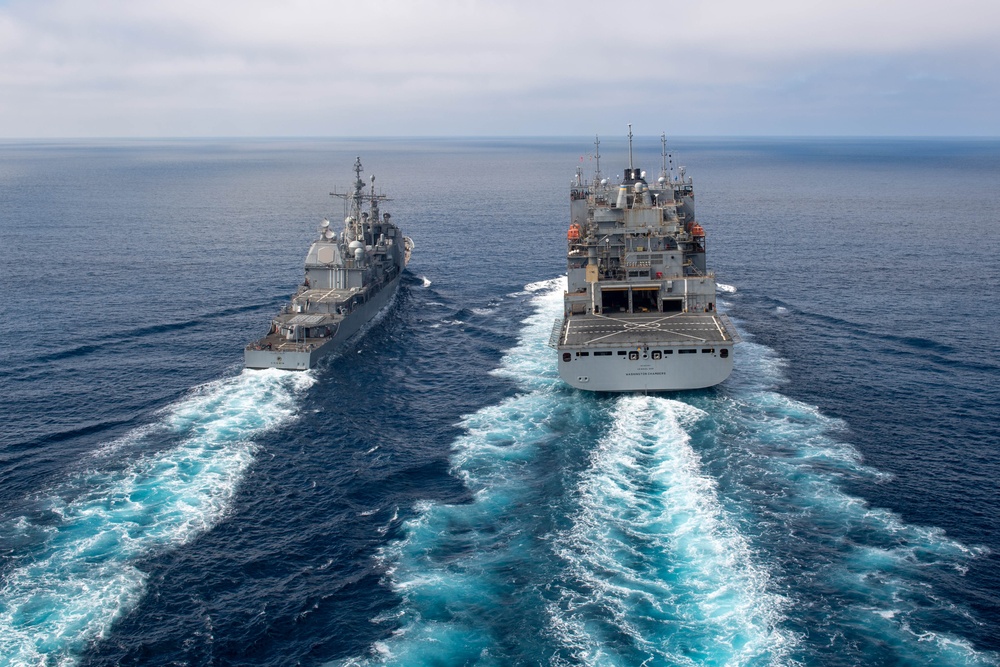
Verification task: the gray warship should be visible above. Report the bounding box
[245,157,412,370]
[551,127,739,391]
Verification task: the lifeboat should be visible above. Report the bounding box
[690,223,705,237]
[567,223,582,240]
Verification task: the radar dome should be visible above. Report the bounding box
[321,219,330,228]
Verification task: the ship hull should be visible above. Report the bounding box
[557,343,733,392]
[244,273,400,370]
[553,311,738,392]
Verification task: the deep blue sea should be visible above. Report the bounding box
[0,137,998,666]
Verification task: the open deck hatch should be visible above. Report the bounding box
[633,287,658,313]
[662,298,684,313]
[601,288,629,313]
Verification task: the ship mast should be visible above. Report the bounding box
[627,123,634,172]
[660,132,669,180]
[369,173,379,223]
[331,156,392,243]
[352,156,365,240]
[594,134,602,185]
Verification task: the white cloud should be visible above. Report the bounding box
[0,0,998,136]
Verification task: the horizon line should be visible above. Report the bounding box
[2,134,999,142]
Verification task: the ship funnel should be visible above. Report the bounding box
[616,184,629,208]
[636,182,652,207]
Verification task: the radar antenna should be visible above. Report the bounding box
[326,156,368,241]
[331,156,392,244]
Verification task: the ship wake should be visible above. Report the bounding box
[335,279,789,665]
[0,369,314,666]
[545,395,792,665]
[336,279,993,667]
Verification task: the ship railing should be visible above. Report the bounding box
[245,341,316,353]
[717,314,743,343]
[548,318,564,348]
[663,269,715,279]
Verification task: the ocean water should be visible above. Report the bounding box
[0,137,997,666]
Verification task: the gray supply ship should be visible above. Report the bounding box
[245,157,412,370]
[551,127,739,391]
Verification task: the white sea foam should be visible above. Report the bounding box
[491,276,565,390]
[525,277,562,293]
[340,274,994,666]
[336,277,797,666]
[715,322,994,665]
[420,276,431,287]
[331,280,570,666]
[0,369,313,667]
[717,283,737,293]
[546,395,795,666]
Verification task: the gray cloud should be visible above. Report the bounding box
[1,0,998,136]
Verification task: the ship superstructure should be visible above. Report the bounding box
[245,157,412,370]
[552,128,738,391]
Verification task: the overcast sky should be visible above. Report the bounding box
[1,0,998,137]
